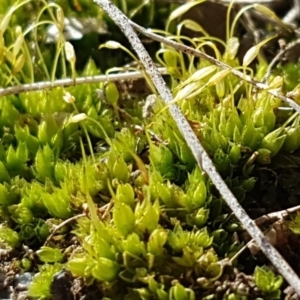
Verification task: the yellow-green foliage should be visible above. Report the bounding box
[0,1,298,299]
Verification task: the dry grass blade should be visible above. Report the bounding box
[94,0,300,295]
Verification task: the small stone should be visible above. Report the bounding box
[14,273,34,291]
[79,284,102,300]
[50,270,73,300]
[16,290,28,300]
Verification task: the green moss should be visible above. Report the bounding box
[0,1,298,299]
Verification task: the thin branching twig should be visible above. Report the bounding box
[254,204,300,227]
[0,68,167,97]
[94,0,300,294]
[231,205,300,263]
[44,213,85,246]
[263,39,300,82]
[130,21,300,115]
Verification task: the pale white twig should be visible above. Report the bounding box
[130,22,300,115]
[95,0,300,294]
[255,204,300,227]
[263,39,300,82]
[0,68,167,97]
[231,205,300,263]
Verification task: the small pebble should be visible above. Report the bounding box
[14,273,34,291]
[50,270,73,300]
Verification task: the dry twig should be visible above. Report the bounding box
[95,0,300,294]
[263,39,300,82]
[44,213,86,246]
[130,21,300,115]
[0,68,167,97]
[254,204,300,227]
[230,205,300,263]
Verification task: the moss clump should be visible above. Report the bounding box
[0,1,299,299]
